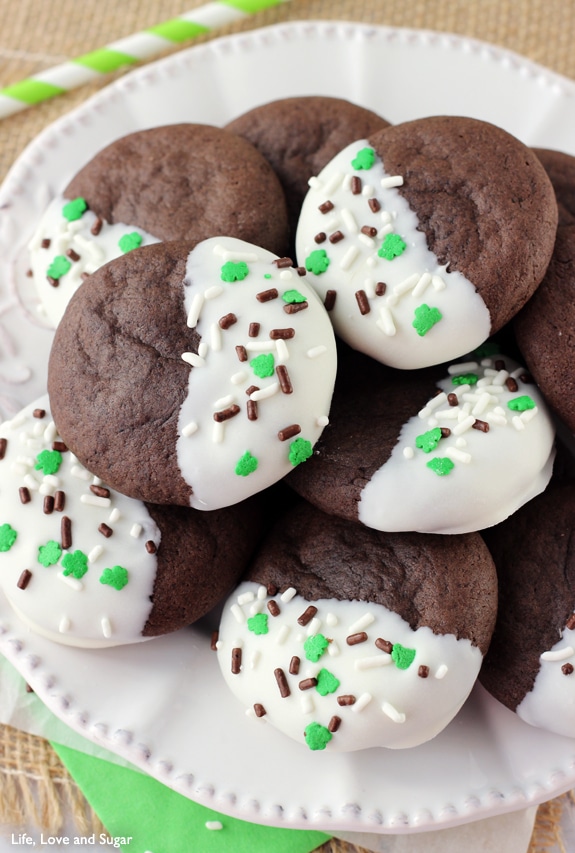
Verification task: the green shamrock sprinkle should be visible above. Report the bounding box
[221,260,249,282]
[426,457,455,477]
[47,255,71,280]
[412,304,443,337]
[62,550,88,580]
[100,565,129,590]
[62,197,87,222]
[304,633,329,662]
[35,449,63,476]
[391,643,416,670]
[235,451,258,477]
[415,427,442,453]
[289,437,313,467]
[351,147,376,170]
[508,395,536,412]
[250,353,275,378]
[304,722,333,751]
[0,523,17,552]
[315,668,340,697]
[247,613,269,635]
[282,289,306,304]
[452,373,478,386]
[378,233,406,260]
[38,540,62,567]
[118,232,143,254]
[305,249,330,275]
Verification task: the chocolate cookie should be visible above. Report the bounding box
[533,147,575,226]
[216,500,498,751]
[48,237,337,510]
[480,482,575,737]
[226,96,389,244]
[295,116,558,369]
[286,344,555,534]
[28,123,290,327]
[0,397,264,647]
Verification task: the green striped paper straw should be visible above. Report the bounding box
[0,0,289,119]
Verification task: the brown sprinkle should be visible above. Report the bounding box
[33,408,46,419]
[270,327,295,340]
[25,268,33,277]
[91,217,103,236]
[360,225,378,238]
[273,257,293,269]
[41,238,51,249]
[0,438,6,459]
[276,365,293,394]
[351,176,362,194]
[254,703,267,717]
[52,441,68,452]
[295,266,306,276]
[328,715,341,733]
[219,312,237,330]
[267,600,280,617]
[274,668,290,698]
[506,377,519,392]
[375,281,387,296]
[235,345,248,362]
[368,198,381,213]
[47,276,59,288]
[54,490,65,512]
[418,665,430,679]
[314,232,327,244]
[440,427,451,438]
[284,301,308,315]
[375,638,393,654]
[277,424,301,442]
[337,695,356,706]
[289,656,300,675]
[324,290,337,311]
[472,419,490,433]
[90,484,110,499]
[355,289,370,315]
[246,385,259,396]
[267,583,278,596]
[248,322,260,337]
[319,200,334,214]
[299,677,318,691]
[256,288,278,303]
[61,516,72,548]
[297,605,318,627]
[43,495,54,515]
[213,404,240,423]
[566,614,575,631]
[519,372,533,384]
[447,392,459,407]
[66,249,80,262]
[98,523,113,538]
[329,230,344,244]
[562,663,574,676]
[19,487,31,505]
[17,569,32,590]
[495,359,506,371]
[231,647,242,674]
[25,683,34,693]
[247,400,258,421]
[346,631,368,646]
[145,540,157,554]
[210,630,219,651]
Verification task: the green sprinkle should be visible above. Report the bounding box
[452,373,478,386]
[304,633,329,662]
[305,249,330,275]
[221,260,249,282]
[289,437,313,467]
[415,427,443,453]
[378,233,406,260]
[0,523,17,552]
[472,341,500,359]
[351,147,376,170]
[62,197,87,222]
[118,232,143,253]
[508,395,536,412]
[304,721,333,751]
[100,565,129,590]
[250,353,275,378]
[38,540,62,567]
[34,449,62,475]
[247,613,269,635]
[62,550,88,580]
[412,304,443,337]
[391,643,416,670]
[47,255,71,280]
[426,457,455,477]
[282,289,306,304]
[235,451,258,477]
[315,668,340,696]
[264,273,272,279]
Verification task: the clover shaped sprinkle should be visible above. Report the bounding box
[235,451,258,477]
[304,722,333,751]
[38,540,62,567]
[412,304,442,337]
[305,249,330,275]
[378,233,406,260]
[62,197,87,222]
[0,523,17,552]
[46,256,71,280]
[118,232,143,254]
[62,550,89,580]
[351,147,376,170]
[34,449,63,476]
[100,565,129,590]
[221,261,249,282]
[289,437,313,467]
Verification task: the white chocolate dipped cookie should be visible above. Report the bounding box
[0,396,265,647]
[48,237,338,510]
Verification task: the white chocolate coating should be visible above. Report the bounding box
[358,356,555,534]
[0,396,160,647]
[295,140,491,369]
[516,622,575,738]
[28,195,159,328]
[177,237,337,510]
[216,582,483,752]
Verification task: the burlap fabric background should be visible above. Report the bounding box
[0,0,574,849]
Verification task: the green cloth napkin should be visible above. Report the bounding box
[51,741,330,853]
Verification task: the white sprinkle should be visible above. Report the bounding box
[340,245,359,270]
[71,464,91,481]
[230,604,244,624]
[181,421,198,438]
[181,351,205,367]
[212,421,225,444]
[362,184,375,197]
[250,383,280,402]
[492,370,509,386]
[58,571,83,591]
[204,285,223,299]
[485,411,508,427]
[403,446,415,459]
[541,646,575,662]
[276,625,291,645]
[455,437,467,448]
[308,176,322,190]
[307,345,327,358]
[212,243,259,262]
[471,392,493,416]
[205,821,223,831]
[432,274,446,291]
[249,601,263,616]
[257,585,267,600]
[22,473,39,491]
[323,216,340,232]
[245,340,275,352]
[435,664,449,679]
[512,415,525,431]
[448,361,478,375]
[88,545,103,563]
[210,323,222,351]
[43,421,58,443]
[300,694,315,714]
[358,233,375,248]
[280,587,297,603]
[109,507,121,523]
[198,341,209,358]
[378,222,394,239]
[381,175,404,189]
[326,613,338,627]
[11,460,30,476]
[214,394,235,409]
[356,655,392,670]
[341,208,359,234]
[275,339,290,363]
[186,293,204,328]
[327,640,340,657]
[307,617,322,636]
[380,210,393,226]
[520,406,538,424]
[349,612,375,633]
[445,446,472,464]
[130,524,142,539]
[324,171,344,194]
[39,480,57,497]
[279,269,293,281]
[59,616,71,633]
[250,650,261,669]
[452,415,476,436]
[377,305,396,336]
[237,590,255,606]
[316,414,329,428]
[418,392,447,418]
[382,701,406,723]
[393,272,419,296]
[231,370,248,385]
[80,494,111,508]
[101,617,112,639]
[352,692,373,713]
[412,272,432,298]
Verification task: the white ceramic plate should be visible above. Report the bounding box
[1,19,575,836]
